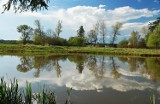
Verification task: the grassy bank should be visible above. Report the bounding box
[0,44,160,56]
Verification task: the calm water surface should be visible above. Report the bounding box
[0,55,160,104]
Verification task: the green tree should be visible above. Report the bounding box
[147,27,160,48]
[3,0,49,13]
[77,26,85,37]
[128,30,140,48]
[148,17,160,32]
[17,24,33,44]
[55,20,62,38]
[110,22,122,47]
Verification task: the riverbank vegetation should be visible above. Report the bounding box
[0,17,160,56]
[0,44,160,56]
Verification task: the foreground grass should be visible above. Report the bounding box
[0,78,56,104]
[0,44,160,56]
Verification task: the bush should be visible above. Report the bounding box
[47,37,68,46]
[68,36,85,46]
[117,40,128,48]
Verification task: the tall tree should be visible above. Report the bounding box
[77,26,85,37]
[17,24,33,44]
[55,20,62,38]
[87,29,97,45]
[128,30,140,48]
[110,22,122,46]
[99,20,107,44]
[34,20,43,36]
[34,20,45,45]
[3,0,49,13]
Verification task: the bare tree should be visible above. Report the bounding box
[34,20,45,45]
[87,29,97,45]
[34,20,44,36]
[99,20,107,44]
[88,21,100,45]
[55,20,62,38]
[110,22,122,46]
[128,30,140,48]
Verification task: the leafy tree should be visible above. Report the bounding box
[128,31,140,48]
[148,17,160,32]
[110,22,122,46]
[3,0,49,13]
[99,20,107,44]
[77,26,85,37]
[55,20,62,38]
[147,27,160,48]
[117,39,128,48]
[17,24,33,44]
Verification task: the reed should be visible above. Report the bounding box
[0,78,56,104]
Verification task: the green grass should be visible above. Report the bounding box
[0,44,160,56]
[0,77,56,104]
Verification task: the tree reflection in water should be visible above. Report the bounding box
[16,55,67,78]
[110,57,121,79]
[16,55,160,81]
[86,56,106,79]
[68,55,87,74]
[17,56,33,73]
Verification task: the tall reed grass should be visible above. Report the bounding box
[0,77,56,104]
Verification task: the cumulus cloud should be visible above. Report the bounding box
[21,5,159,26]
[18,5,159,37]
[0,4,159,39]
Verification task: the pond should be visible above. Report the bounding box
[0,54,160,104]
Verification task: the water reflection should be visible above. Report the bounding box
[16,55,160,82]
[17,55,67,78]
[110,57,121,79]
[1,55,160,103]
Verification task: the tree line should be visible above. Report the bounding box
[15,17,160,48]
[16,19,122,47]
[118,17,160,48]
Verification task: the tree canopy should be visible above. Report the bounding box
[2,0,49,13]
[17,24,33,44]
[147,27,160,48]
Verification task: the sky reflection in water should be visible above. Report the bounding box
[0,55,160,103]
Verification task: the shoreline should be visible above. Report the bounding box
[0,44,160,57]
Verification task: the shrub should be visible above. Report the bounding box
[117,40,128,48]
[68,36,85,46]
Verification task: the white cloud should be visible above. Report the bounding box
[15,5,159,39]
[0,4,159,39]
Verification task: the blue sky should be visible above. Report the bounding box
[0,0,160,43]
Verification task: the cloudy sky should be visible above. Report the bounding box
[0,0,160,43]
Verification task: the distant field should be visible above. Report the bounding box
[0,44,160,56]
